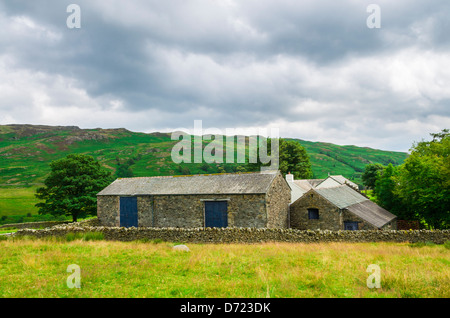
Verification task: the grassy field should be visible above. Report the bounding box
[0,187,39,216]
[0,239,448,298]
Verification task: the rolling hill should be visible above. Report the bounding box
[0,124,408,187]
[0,124,408,217]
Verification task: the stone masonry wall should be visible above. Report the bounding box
[14,221,450,245]
[97,195,119,226]
[98,194,269,228]
[151,194,267,228]
[265,173,290,228]
[0,221,70,230]
[290,190,342,230]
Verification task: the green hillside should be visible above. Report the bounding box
[0,124,408,216]
[292,139,408,182]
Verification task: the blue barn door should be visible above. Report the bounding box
[344,221,358,231]
[120,197,138,228]
[205,201,228,228]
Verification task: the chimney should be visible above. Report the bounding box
[286,172,294,182]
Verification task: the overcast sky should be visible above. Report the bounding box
[0,0,449,152]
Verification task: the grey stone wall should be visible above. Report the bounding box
[151,194,267,228]
[290,190,342,230]
[14,223,450,245]
[97,195,119,226]
[265,173,290,228]
[98,194,269,228]
[138,196,154,227]
[0,221,70,230]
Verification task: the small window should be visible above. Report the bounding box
[308,208,319,219]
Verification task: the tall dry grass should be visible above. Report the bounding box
[0,239,448,298]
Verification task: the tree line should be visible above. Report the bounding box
[362,129,449,229]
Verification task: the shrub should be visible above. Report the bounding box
[82,232,104,241]
[65,232,83,242]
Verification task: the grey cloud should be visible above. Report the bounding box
[0,0,449,151]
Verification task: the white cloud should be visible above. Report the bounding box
[0,0,449,152]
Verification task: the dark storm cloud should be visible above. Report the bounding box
[0,0,449,151]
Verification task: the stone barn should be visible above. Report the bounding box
[97,171,291,229]
[289,185,397,231]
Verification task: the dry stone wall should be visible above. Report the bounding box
[13,219,450,244]
[0,221,70,230]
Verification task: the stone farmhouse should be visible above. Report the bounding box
[97,170,396,231]
[97,171,290,229]
[286,173,397,231]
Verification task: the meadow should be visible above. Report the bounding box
[0,238,448,298]
[0,187,39,217]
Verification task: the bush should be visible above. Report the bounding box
[65,232,82,242]
[82,232,104,241]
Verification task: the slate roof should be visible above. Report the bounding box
[293,179,323,191]
[314,185,368,209]
[346,200,397,228]
[98,171,279,196]
[312,185,396,228]
[315,175,359,189]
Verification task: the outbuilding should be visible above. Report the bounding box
[289,184,397,230]
[97,171,290,229]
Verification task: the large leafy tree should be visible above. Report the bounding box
[35,154,112,222]
[395,130,449,229]
[279,138,313,179]
[373,163,411,219]
[362,163,385,189]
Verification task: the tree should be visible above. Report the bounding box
[278,139,313,179]
[373,163,409,219]
[362,163,384,189]
[245,138,313,178]
[35,154,112,222]
[395,130,449,229]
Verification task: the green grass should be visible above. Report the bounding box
[0,227,17,234]
[0,240,448,298]
[0,187,40,216]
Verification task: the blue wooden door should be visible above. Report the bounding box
[205,201,228,228]
[120,197,138,228]
[344,221,358,231]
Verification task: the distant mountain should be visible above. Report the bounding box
[0,124,408,187]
